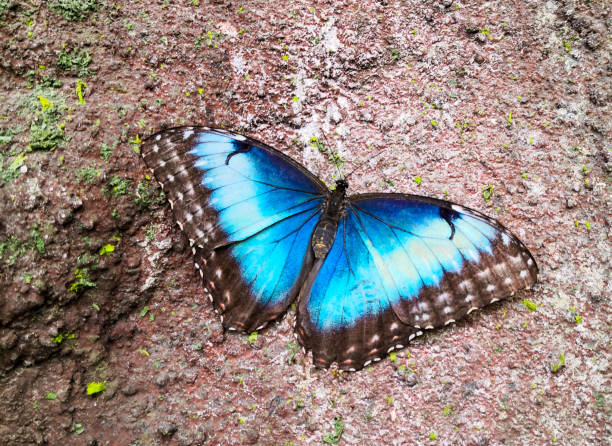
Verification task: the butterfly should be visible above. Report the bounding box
[141,126,538,371]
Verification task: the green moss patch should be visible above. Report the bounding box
[322,416,344,444]
[57,45,93,77]
[0,127,21,147]
[22,89,67,151]
[50,0,98,21]
[0,151,26,185]
[68,268,96,293]
[135,180,165,210]
[0,0,14,16]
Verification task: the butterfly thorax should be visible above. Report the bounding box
[312,180,348,259]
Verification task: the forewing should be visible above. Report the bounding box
[141,127,326,332]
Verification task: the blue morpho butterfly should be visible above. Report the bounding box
[141,126,538,371]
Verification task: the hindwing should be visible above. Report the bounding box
[296,195,538,371]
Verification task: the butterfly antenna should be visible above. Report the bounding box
[344,144,392,181]
[320,131,344,181]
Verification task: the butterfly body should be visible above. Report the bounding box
[311,180,348,258]
[142,126,538,371]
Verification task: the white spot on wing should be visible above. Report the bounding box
[494,263,507,273]
[437,292,450,304]
[418,301,430,311]
[184,129,194,139]
[477,269,491,279]
[459,280,472,291]
[520,270,528,278]
[501,233,511,246]
[486,284,495,292]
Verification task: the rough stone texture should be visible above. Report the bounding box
[0,0,610,445]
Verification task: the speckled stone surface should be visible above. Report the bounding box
[0,1,609,445]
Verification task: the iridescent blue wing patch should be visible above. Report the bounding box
[141,127,326,331]
[296,195,538,371]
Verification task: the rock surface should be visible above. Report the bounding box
[0,0,610,444]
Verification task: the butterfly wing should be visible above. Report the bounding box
[141,127,327,332]
[296,194,538,371]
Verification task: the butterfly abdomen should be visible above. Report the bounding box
[312,219,338,258]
